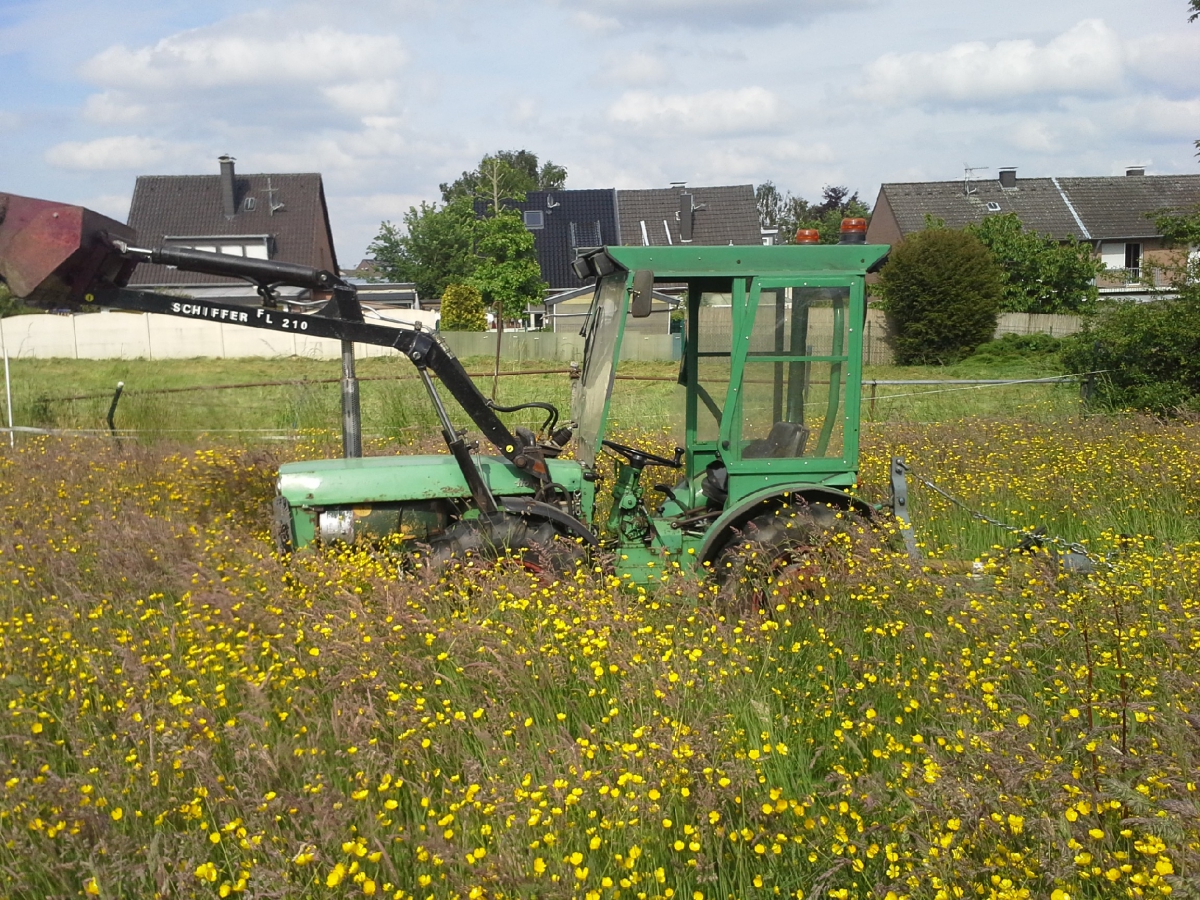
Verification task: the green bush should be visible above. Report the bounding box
[876,228,1005,365]
[966,213,1101,314]
[967,333,1063,363]
[1061,295,1200,414]
[439,283,487,332]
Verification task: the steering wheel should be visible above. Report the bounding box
[601,440,683,470]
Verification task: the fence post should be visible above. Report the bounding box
[106,381,125,439]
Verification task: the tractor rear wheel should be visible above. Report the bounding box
[712,502,851,604]
[428,512,587,576]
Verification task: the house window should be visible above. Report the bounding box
[523,210,545,230]
[1125,243,1141,277]
[167,237,270,259]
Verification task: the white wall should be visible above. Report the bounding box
[0,310,440,361]
[0,309,1080,365]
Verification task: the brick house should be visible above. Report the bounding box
[865,168,1200,298]
[127,155,339,308]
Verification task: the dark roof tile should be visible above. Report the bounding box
[617,185,760,246]
[877,173,1200,242]
[1056,174,1200,239]
[477,190,620,289]
[878,178,1084,240]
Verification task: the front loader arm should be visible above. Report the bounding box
[0,189,555,492]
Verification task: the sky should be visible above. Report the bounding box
[2,0,1199,264]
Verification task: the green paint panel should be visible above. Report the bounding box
[277,454,582,506]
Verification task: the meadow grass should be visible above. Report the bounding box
[4,350,1086,441]
[1,407,1198,899]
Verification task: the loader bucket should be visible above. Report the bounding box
[0,193,137,309]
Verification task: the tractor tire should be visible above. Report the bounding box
[711,502,850,606]
[428,512,587,576]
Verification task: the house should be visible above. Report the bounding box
[127,155,339,309]
[866,168,1200,297]
[486,184,759,331]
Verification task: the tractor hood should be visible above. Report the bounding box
[277,454,583,506]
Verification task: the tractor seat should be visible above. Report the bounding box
[742,422,809,459]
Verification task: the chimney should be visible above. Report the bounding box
[219,155,237,218]
[679,192,694,243]
[1126,166,1145,177]
[998,168,1017,189]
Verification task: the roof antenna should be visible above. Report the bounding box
[963,164,988,197]
[264,177,286,216]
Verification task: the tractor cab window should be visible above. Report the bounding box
[738,285,851,459]
[574,271,627,467]
[692,288,734,444]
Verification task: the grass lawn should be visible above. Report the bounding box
[1,342,1197,898]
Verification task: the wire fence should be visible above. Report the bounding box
[1,370,1101,442]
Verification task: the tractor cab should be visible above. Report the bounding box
[572,237,889,581]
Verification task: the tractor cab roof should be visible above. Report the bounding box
[578,243,890,281]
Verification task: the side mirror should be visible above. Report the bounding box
[630,269,654,318]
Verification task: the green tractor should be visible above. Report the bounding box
[0,192,888,584]
[273,238,889,582]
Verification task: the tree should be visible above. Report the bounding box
[1061,289,1200,414]
[799,187,872,245]
[470,209,545,322]
[755,181,869,244]
[367,197,477,299]
[471,208,546,398]
[965,213,1102,314]
[439,283,487,332]
[755,181,786,230]
[875,227,1005,365]
[0,283,26,318]
[1061,207,1200,413]
[440,150,566,203]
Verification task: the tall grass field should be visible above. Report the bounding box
[1,345,1197,899]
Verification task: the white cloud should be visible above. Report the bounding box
[572,11,621,35]
[80,23,407,92]
[608,86,781,135]
[1125,30,1200,93]
[81,91,148,125]
[1117,96,1200,139]
[86,193,133,220]
[321,80,403,117]
[860,19,1124,104]
[606,51,669,86]
[575,0,854,26]
[44,135,186,170]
